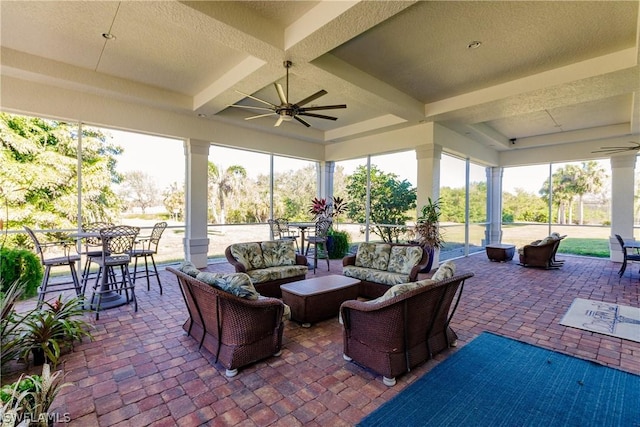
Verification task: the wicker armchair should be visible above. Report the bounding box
[167,267,285,377]
[518,239,560,269]
[340,272,473,386]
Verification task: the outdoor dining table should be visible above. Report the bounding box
[70,230,130,310]
[288,222,316,255]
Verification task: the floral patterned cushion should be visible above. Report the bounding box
[230,242,266,270]
[196,272,260,300]
[387,245,424,274]
[343,266,409,286]
[431,260,456,281]
[261,240,296,268]
[354,243,391,270]
[247,265,308,284]
[367,278,438,304]
[178,261,200,277]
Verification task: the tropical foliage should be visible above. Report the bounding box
[0,113,122,235]
[345,165,416,243]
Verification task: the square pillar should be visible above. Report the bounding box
[184,139,210,268]
[609,154,637,262]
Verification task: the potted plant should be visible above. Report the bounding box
[308,196,349,257]
[0,363,71,426]
[19,296,92,367]
[413,197,445,272]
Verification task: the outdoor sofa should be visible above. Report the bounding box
[225,240,308,297]
[167,264,286,377]
[342,242,430,299]
[340,261,473,386]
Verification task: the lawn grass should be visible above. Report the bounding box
[558,238,610,258]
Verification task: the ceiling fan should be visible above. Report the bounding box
[228,61,346,128]
[591,141,640,154]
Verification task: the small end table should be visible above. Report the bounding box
[486,243,516,262]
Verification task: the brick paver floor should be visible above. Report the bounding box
[6,253,640,426]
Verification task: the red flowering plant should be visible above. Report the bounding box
[308,196,347,230]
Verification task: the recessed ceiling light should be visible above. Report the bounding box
[467,41,482,49]
[197,113,207,118]
[102,33,116,40]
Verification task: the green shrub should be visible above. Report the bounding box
[0,248,42,298]
[328,230,350,259]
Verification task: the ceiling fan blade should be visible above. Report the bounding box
[227,104,274,112]
[299,104,347,112]
[235,90,277,108]
[244,113,275,121]
[294,90,327,107]
[275,83,287,104]
[294,116,311,127]
[274,116,284,127]
[298,112,338,121]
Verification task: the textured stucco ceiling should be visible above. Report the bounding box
[1,0,638,152]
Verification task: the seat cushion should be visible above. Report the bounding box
[261,240,296,267]
[367,278,438,304]
[196,272,260,300]
[387,245,423,274]
[354,243,391,270]
[177,261,200,277]
[247,265,308,284]
[343,265,409,286]
[230,242,266,270]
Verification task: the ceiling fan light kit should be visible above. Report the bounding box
[229,60,346,128]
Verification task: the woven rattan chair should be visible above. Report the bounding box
[341,273,473,386]
[23,226,82,308]
[305,218,332,273]
[87,225,139,319]
[167,267,285,377]
[130,221,167,294]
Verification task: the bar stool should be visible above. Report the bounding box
[23,226,82,308]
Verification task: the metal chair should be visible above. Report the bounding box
[305,218,332,273]
[87,225,140,319]
[130,222,167,294]
[268,218,300,252]
[79,221,113,285]
[23,226,82,308]
[614,234,640,280]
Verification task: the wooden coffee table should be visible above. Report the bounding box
[280,275,360,327]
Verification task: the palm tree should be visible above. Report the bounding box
[574,161,606,225]
[207,163,247,224]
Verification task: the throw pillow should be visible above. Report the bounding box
[355,242,391,270]
[196,272,260,300]
[178,261,200,277]
[230,242,266,270]
[261,240,296,267]
[431,260,456,281]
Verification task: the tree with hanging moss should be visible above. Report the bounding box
[0,113,123,240]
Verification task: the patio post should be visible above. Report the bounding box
[184,139,211,268]
[486,166,504,244]
[609,154,637,262]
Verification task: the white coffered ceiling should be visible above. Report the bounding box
[1,1,639,152]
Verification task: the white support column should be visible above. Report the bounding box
[320,161,335,201]
[184,139,210,268]
[486,166,504,244]
[609,154,637,262]
[416,141,442,265]
[415,143,442,209]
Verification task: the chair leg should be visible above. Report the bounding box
[144,255,151,291]
[69,262,82,297]
[37,266,52,308]
[150,255,162,294]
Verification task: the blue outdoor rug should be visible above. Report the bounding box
[358,332,640,427]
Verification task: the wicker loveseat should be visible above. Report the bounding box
[167,265,286,378]
[340,261,473,386]
[225,240,308,297]
[342,242,430,299]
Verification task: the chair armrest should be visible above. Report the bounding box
[409,247,430,280]
[343,254,356,267]
[224,246,248,273]
[295,254,308,266]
